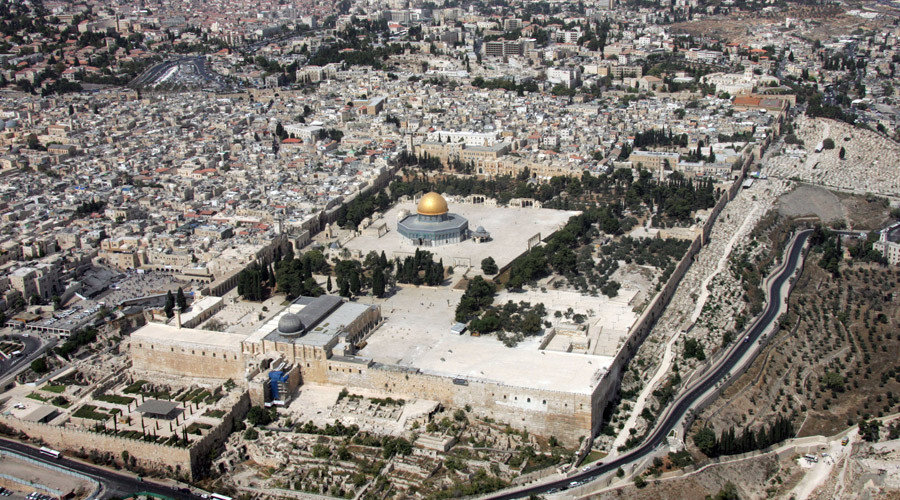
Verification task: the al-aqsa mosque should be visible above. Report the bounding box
[397,192,474,246]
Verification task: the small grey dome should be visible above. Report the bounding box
[278,313,304,335]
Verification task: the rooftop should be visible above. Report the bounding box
[135,399,181,418]
[132,322,246,351]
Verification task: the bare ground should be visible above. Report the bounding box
[776,184,892,230]
[587,452,800,500]
[777,184,844,224]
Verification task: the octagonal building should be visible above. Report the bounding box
[398,192,469,246]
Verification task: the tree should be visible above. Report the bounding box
[349,269,362,295]
[30,357,49,374]
[455,276,496,322]
[859,419,881,442]
[164,290,174,318]
[176,287,187,312]
[327,275,333,292]
[839,146,846,160]
[694,426,717,456]
[683,338,706,361]
[711,482,740,500]
[822,371,845,391]
[481,257,499,275]
[372,268,386,297]
[633,475,647,488]
[246,406,273,426]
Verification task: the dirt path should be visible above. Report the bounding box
[690,205,758,324]
[788,429,857,499]
[608,204,759,454]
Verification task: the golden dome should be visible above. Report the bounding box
[417,192,449,216]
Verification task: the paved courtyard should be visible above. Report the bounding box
[355,285,618,395]
[342,201,579,270]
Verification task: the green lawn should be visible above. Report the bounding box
[583,450,608,464]
[72,404,109,420]
[185,422,213,435]
[95,394,135,405]
[26,392,48,402]
[123,380,148,394]
[41,384,66,393]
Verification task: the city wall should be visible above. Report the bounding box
[0,391,251,480]
[130,338,245,380]
[317,360,596,446]
[0,415,194,477]
[589,144,759,436]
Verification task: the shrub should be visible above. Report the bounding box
[634,475,647,488]
[30,357,49,374]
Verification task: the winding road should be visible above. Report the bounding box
[489,229,812,499]
[0,333,53,390]
[0,230,810,500]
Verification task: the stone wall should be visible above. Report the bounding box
[0,415,193,477]
[316,361,595,446]
[130,337,245,380]
[590,141,760,436]
[0,391,250,480]
[188,391,251,475]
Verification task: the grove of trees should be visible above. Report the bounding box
[693,414,794,458]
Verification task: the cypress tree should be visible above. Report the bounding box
[372,268,385,298]
[164,291,174,318]
[176,287,187,312]
[349,269,361,295]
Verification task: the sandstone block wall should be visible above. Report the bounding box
[131,339,244,380]
[0,415,193,477]
[0,391,251,480]
[590,140,762,436]
[318,361,594,446]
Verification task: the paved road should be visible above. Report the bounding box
[0,334,51,389]
[489,230,812,499]
[0,438,200,499]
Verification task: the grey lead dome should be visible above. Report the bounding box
[277,313,304,335]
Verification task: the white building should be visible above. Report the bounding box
[547,67,580,89]
[426,130,501,147]
[874,223,900,265]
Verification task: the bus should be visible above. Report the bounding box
[210,494,232,500]
[39,447,61,459]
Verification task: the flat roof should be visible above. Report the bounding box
[412,339,610,395]
[355,286,617,395]
[176,295,223,324]
[23,405,58,422]
[135,399,180,417]
[132,322,246,351]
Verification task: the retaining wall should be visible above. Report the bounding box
[590,143,760,437]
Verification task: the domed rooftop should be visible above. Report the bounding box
[417,192,449,216]
[277,313,304,335]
